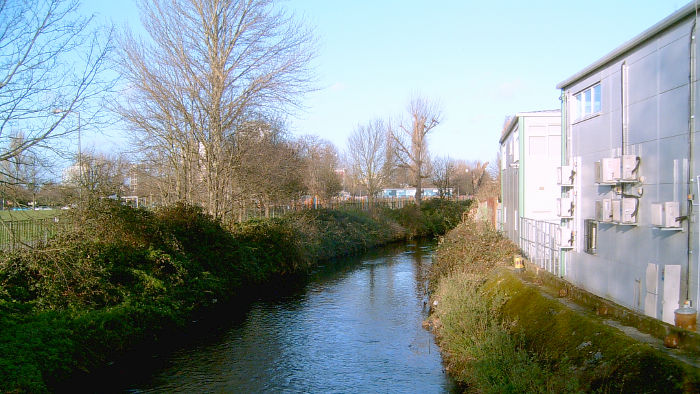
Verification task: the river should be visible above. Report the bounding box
[118,242,455,393]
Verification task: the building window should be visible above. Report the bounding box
[584,219,597,254]
[573,83,601,121]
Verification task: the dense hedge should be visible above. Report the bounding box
[0,198,469,392]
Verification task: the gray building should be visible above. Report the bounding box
[556,3,698,324]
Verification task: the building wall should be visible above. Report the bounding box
[561,15,697,322]
[501,124,520,242]
[499,113,561,244]
[522,116,561,221]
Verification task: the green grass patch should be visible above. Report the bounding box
[0,209,62,221]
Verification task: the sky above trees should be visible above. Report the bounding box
[83,0,685,162]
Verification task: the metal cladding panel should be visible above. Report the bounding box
[660,34,691,92]
[659,86,690,139]
[658,134,689,184]
[637,139,659,183]
[628,96,658,144]
[629,51,659,104]
[573,114,611,155]
[608,69,622,113]
[657,17,694,47]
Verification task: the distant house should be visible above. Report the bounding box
[555,3,698,323]
[498,110,562,244]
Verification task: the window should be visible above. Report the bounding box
[573,83,601,121]
[584,219,597,254]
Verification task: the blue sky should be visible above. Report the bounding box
[83,0,687,163]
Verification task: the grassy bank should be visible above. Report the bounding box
[0,198,469,392]
[428,220,700,393]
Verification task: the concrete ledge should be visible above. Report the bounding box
[484,267,700,392]
[521,260,700,353]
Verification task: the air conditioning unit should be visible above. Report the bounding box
[558,165,575,186]
[611,199,621,222]
[595,157,621,183]
[557,197,574,218]
[595,199,612,222]
[652,201,680,227]
[621,197,638,224]
[621,155,640,181]
[559,227,574,249]
[665,201,680,227]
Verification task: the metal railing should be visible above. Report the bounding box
[232,197,417,222]
[518,217,561,276]
[0,217,64,251]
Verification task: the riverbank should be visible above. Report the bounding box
[0,199,468,392]
[428,219,700,393]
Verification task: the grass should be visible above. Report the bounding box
[0,209,62,221]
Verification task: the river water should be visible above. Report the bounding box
[123,242,455,393]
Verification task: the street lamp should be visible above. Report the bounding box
[53,109,81,200]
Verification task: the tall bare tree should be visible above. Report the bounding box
[391,97,442,207]
[118,0,315,220]
[347,119,392,206]
[297,136,342,203]
[231,118,305,219]
[71,150,128,198]
[431,156,454,199]
[0,0,112,187]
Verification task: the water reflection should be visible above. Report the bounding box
[127,242,455,393]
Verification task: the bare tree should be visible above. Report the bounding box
[71,150,128,198]
[297,136,342,203]
[0,0,112,186]
[118,0,315,221]
[347,119,392,206]
[231,118,305,219]
[391,97,442,207]
[431,156,454,199]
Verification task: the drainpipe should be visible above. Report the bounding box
[687,19,697,304]
[560,90,568,278]
[622,62,629,156]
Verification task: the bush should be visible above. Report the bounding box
[0,199,469,391]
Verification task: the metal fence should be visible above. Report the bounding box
[233,197,417,222]
[518,217,561,276]
[0,217,64,251]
